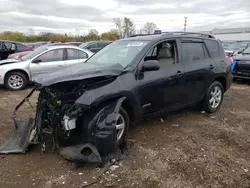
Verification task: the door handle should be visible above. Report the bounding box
[57,65,63,67]
[177,70,183,77]
[209,65,215,69]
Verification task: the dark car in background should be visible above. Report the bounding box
[79,40,112,53]
[232,46,250,80]
[224,41,250,57]
[0,40,33,60]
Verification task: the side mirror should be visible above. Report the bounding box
[141,60,160,72]
[32,59,42,63]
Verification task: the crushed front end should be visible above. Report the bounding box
[0,79,127,165]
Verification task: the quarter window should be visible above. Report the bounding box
[204,40,220,58]
[67,49,88,60]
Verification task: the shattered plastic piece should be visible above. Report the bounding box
[59,144,103,164]
[201,111,206,114]
[0,119,34,154]
[127,139,136,142]
[160,118,164,123]
[110,165,119,171]
[243,169,249,173]
[171,124,179,127]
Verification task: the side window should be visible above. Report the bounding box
[204,40,220,58]
[181,42,206,63]
[145,40,176,68]
[16,43,28,51]
[3,42,12,50]
[78,50,88,59]
[36,49,64,63]
[67,49,88,60]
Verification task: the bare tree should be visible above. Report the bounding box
[142,22,157,34]
[113,17,135,38]
[113,18,123,38]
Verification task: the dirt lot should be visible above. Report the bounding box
[0,82,250,188]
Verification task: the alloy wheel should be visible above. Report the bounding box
[8,75,24,89]
[209,86,222,109]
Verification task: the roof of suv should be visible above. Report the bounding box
[123,32,216,42]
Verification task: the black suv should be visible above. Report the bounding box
[79,40,112,53]
[0,32,232,165]
[0,40,32,60]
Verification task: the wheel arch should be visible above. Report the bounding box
[4,69,30,83]
[212,75,226,91]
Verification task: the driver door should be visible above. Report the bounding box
[29,48,66,78]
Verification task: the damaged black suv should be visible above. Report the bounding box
[0,32,232,165]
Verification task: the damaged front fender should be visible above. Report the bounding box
[57,97,127,164]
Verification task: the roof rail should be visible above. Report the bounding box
[161,31,215,38]
[129,31,215,38]
[129,34,156,37]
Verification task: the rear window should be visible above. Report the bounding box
[204,40,220,58]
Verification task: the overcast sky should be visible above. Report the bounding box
[0,0,249,35]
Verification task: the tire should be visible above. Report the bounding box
[201,81,224,113]
[116,107,129,146]
[4,71,28,91]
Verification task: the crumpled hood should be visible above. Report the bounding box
[0,59,20,66]
[33,63,124,87]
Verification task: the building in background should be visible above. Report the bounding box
[201,28,250,41]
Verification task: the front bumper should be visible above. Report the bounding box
[0,88,128,165]
[233,71,250,79]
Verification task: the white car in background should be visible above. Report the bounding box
[0,45,93,90]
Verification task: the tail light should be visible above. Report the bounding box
[225,56,233,63]
[27,47,33,51]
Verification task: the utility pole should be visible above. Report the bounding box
[184,17,187,32]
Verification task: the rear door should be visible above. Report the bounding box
[65,48,89,67]
[180,38,216,103]
[29,48,66,78]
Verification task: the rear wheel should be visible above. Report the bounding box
[5,71,28,91]
[201,81,224,113]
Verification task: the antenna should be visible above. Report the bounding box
[184,17,187,32]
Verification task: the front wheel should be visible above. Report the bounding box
[116,107,129,145]
[201,81,224,113]
[5,71,28,91]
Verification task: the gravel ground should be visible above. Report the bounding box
[0,82,250,188]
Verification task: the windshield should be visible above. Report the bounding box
[21,46,48,61]
[227,42,248,50]
[86,40,148,67]
[243,47,250,54]
[79,42,91,49]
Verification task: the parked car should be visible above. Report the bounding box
[232,46,250,80]
[27,42,47,49]
[68,42,83,46]
[79,41,112,53]
[221,41,234,49]
[0,32,232,165]
[7,43,75,59]
[0,45,93,90]
[8,51,31,59]
[0,40,33,60]
[224,41,250,57]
